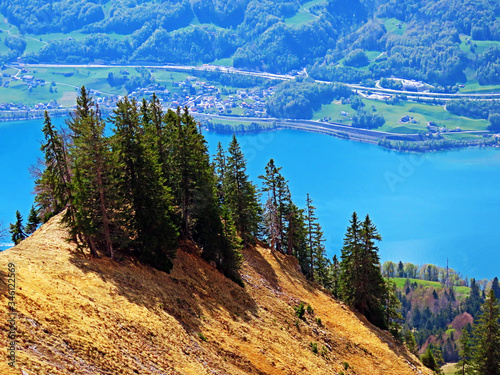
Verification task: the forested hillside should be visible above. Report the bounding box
[1,0,499,89]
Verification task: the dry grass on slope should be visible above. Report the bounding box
[0,214,433,375]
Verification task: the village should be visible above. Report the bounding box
[0,70,275,119]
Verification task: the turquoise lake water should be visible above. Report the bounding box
[2,117,500,280]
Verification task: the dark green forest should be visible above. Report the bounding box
[1,0,499,90]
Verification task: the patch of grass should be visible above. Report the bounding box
[312,101,353,123]
[381,17,406,35]
[365,99,490,132]
[310,342,318,354]
[212,57,233,67]
[365,50,383,61]
[471,39,500,55]
[391,278,470,298]
[197,332,207,342]
[284,0,325,26]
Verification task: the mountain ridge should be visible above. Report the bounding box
[0,214,432,374]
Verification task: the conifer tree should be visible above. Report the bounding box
[491,277,500,300]
[25,205,41,235]
[472,289,500,375]
[305,194,317,281]
[259,159,290,253]
[385,279,403,338]
[286,202,309,271]
[224,135,261,243]
[340,213,387,329]
[213,141,227,203]
[329,254,341,298]
[112,97,178,272]
[405,330,418,356]
[455,328,473,375]
[9,210,26,245]
[35,111,71,220]
[67,87,114,258]
[263,195,280,250]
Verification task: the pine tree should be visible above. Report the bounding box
[213,141,227,203]
[10,210,26,245]
[286,202,309,271]
[421,345,444,374]
[305,194,317,281]
[472,289,500,375]
[259,159,290,253]
[405,330,418,356]
[25,205,41,235]
[455,328,473,375]
[67,87,114,258]
[263,195,280,251]
[385,279,403,338]
[329,254,341,298]
[111,97,178,272]
[491,277,500,300]
[340,213,387,329]
[35,111,71,221]
[224,135,261,243]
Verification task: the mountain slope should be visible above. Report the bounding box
[0,214,432,374]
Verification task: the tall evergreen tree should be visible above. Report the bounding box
[491,277,500,300]
[385,279,403,338]
[455,328,473,375]
[329,254,341,298]
[67,87,115,258]
[305,194,317,281]
[259,159,290,253]
[405,330,418,356]
[340,213,387,329]
[25,205,41,235]
[263,194,280,251]
[224,135,260,243]
[213,141,227,203]
[111,97,178,272]
[9,210,26,245]
[286,202,309,271]
[472,289,500,375]
[35,111,71,221]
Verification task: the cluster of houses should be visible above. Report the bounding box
[128,77,274,117]
[0,100,60,112]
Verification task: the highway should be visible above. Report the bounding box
[15,62,500,100]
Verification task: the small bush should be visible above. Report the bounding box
[197,332,207,342]
[310,342,318,354]
[316,317,322,326]
[343,362,350,370]
[306,304,314,314]
[294,302,306,319]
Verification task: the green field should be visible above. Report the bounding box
[312,101,353,123]
[285,0,325,26]
[366,99,489,132]
[391,277,470,297]
[311,98,490,134]
[382,17,407,35]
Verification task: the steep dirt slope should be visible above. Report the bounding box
[0,215,433,375]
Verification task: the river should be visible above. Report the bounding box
[1,117,499,280]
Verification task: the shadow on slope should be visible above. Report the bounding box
[68,244,259,335]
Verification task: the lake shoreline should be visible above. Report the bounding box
[2,108,496,153]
